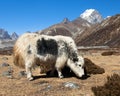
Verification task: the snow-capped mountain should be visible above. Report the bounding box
[80,9,103,24]
[11,32,19,40]
[38,9,105,37]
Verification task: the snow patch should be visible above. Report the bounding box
[80,9,103,24]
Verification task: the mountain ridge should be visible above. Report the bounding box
[1,9,120,50]
[39,9,103,38]
[0,28,18,40]
[0,29,18,49]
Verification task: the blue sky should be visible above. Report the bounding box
[0,0,120,35]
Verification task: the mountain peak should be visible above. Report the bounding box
[0,29,11,40]
[11,32,18,40]
[80,9,103,24]
[81,9,96,17]
[62,18,70,24]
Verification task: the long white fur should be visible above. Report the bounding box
[13,33,84,80]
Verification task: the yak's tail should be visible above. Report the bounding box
[13,46,25,68]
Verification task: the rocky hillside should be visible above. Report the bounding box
[40,11,120,48]
[39,18,92,38]
[75,14,120,48]
[38,9,103,39]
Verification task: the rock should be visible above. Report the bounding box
[0,63,9,67]
[1,66,13,79]
[40,85,52,92]
[45,85,52,91]
[8,66,13,72]
[2,71,11,76]
[2,71,13,79]
[63,82,80,89]
[1,57,8,60]
[18,71,26,77]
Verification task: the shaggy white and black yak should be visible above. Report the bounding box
[13,33,85,80]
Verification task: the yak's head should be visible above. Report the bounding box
[67,56,85,78]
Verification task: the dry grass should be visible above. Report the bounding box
[0,53,120,96]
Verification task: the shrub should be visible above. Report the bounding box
[84,58,105,74]
[92,74,120,96]
[101,51,119,56]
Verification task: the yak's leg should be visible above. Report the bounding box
[56,68,64,78]
[55,54,67,78]
[55,59,65,78]
[25,62,34,81]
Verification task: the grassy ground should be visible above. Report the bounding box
[0,53,120,96]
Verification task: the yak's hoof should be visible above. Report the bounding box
[28,77,34,81]
[59,75,64,79]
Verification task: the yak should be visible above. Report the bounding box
[13,33,85,80]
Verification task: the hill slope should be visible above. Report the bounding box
[75,14,120,48]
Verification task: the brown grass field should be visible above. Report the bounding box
[0,52,120,96]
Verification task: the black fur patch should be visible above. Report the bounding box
[73,57,78,62]
[68,51,78,62]
[27,50,32,54]
[37,38,58,55]
[67,46,78,62]
[72,52,78,62]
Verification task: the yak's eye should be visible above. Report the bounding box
[79,65,81,67]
